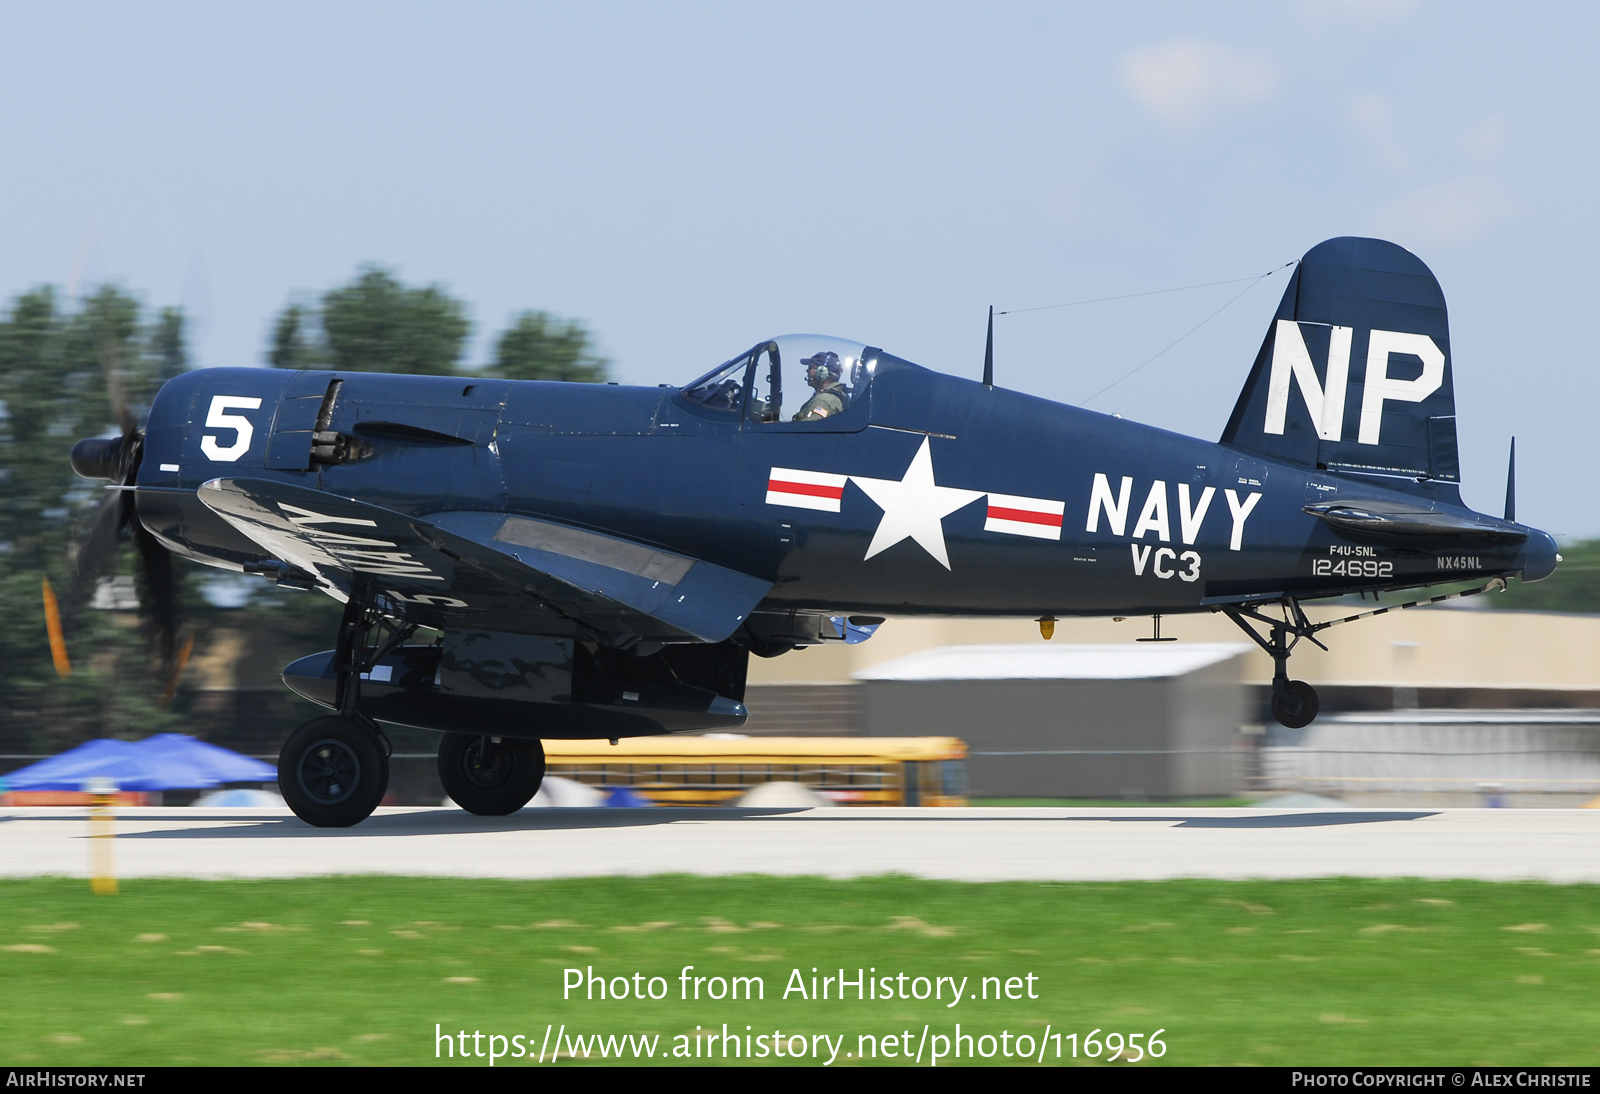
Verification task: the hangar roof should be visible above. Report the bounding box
[853,642,1250,682]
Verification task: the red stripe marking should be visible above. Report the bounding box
[987,505,1063,527]
[769,479,844,499]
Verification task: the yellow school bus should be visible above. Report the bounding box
[543,736,967,807]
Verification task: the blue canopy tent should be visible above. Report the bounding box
[1,735,275,793]
[1,739,151,792]
[137,734,277,785]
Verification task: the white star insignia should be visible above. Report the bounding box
[849,437,984,570]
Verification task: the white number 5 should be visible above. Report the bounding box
[200,395,262,461]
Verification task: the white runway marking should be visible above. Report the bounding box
[3,807,1598,883]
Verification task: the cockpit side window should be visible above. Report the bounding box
[749,335,872,426]
[682,335,875,430]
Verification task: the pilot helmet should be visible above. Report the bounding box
[803,351,841,384]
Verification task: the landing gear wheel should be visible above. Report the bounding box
[279,716,390,827]
[1271,680,1320,729]
[438,734,545,815]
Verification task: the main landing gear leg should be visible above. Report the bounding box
[279,588,411,827]
[1222,600,1323,730]
[1264,618,1319,729]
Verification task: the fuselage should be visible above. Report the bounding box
[134,349,1557,624]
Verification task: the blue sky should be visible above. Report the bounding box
[1,1,1594,532]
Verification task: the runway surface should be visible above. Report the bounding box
[3,806,1598,883]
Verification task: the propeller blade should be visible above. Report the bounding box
[101,338,137,439]
[133,518,178,668]
[63,454,185,671]
[58,328,188,676]
[42,577,72,678]
[158,632,195,709]
[72,487,132,601]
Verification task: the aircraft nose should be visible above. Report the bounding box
[1519,528,1560,583]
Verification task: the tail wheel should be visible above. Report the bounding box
[279,716,389,828]
[438,733,545,815]
[1271,680,1320,729]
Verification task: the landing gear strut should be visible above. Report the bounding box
[1222,599,1324,730]
[1221,580,1511,730]
[278,589,412,827]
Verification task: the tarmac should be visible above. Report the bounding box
[3,805,1599,883]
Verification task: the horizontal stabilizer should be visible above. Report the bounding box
[1303,500,1526,542]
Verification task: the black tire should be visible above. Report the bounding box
[438,734,545,815]
[279,717,390,828]
[1271,680,1320,729]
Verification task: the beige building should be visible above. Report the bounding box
[745,605,1600,730]
[741,605,1600,804]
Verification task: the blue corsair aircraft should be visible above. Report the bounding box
[69,236,1558,826]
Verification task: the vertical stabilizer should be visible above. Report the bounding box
[1221,237,1458,493]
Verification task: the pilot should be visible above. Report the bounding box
[792,352,849,421]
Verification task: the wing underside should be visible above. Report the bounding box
[196,478,773,644]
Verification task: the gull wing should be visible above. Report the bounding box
[197,478,772,643]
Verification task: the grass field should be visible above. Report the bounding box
[2,875,1597,1067]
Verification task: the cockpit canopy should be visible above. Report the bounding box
[683,334,875,425]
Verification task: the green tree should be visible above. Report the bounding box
[484,310,610,383]
[267,267,469,375]
[149,307,187,384]
[267,270,610,382]
[321,267,468,375]
[268,304,318,370]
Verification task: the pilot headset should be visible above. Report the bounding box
[805,353,840,384]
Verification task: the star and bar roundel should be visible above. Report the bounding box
[763,436,1064,570]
